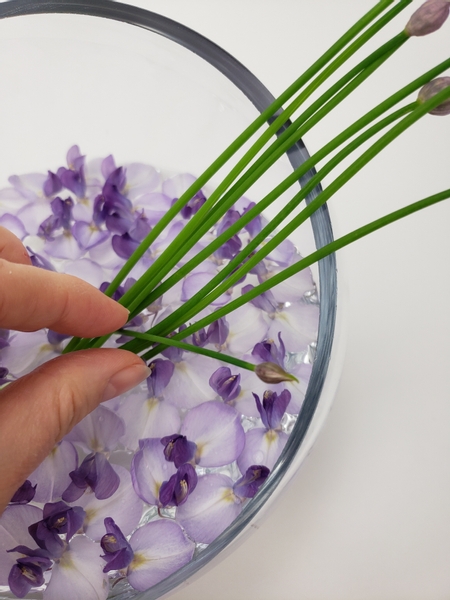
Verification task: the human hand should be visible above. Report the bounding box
[0,226,150,512]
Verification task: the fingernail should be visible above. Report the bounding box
[102,363,151,402]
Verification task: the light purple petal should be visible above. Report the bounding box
[127,520,195,592]
[28,441,78,503]
[63,258,106,288]
[163,354,215,410]
[65,404,125,453]
[1,329,55,376]
[9,173,47,201]
[130,439,176,505]
[116,395,181,452]
[0,504,43,585]
[17,201,53,235]
[0,214,27,239]
[266,238,296,266]
[0,187,30,213]
[237,427,289,474]
[176,473,241,544]
[180,401,245,467]
[265,257,316,303]
[74,466,142,541]
[162,172,196,199]
[44,233,84,261]
[125,163,160,201]
[72,221,110,251]
[44,535,109,600]
[266,302,319,354]
[224,304,270,356]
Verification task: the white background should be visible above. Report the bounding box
[120,2,450,599]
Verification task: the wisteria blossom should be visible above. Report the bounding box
[0,147,317,599]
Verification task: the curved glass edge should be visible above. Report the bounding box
[0,2,338,599]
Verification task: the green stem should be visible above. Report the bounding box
[138,87,450,359]
[117,329,257,372]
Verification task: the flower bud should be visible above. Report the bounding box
[254,362,298,384]
[418,77,450,115]
[405,0,450,37]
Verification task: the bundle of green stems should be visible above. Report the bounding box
[64,0,450,376]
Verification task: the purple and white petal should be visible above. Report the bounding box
[163,354,215,410]
[63,258,106,288]
[127,519,195,592]
[266,302,319,354]
[75,466,142,541]
[0,504,43,585]
[18,202,53,235]
[28,441,78,503]
[44,535,109,600]
[176,473,241,544]
[124,162,161,201]
[9,173,47,202]
[115,394,181,452]
[65,405,125,453]
[237,427,289,474]
[130,439,176,506]
[72,221,110,251]
[0,214,27,239]
[1,329,56,376]
[180,401,245,467]
[0,187,30,213]
[225,304,269,356]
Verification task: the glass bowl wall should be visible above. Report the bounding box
[0,1,338,599]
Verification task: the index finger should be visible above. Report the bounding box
[0,258,129,336]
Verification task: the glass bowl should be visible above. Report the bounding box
[0,1,340,599]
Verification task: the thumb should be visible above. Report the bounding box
[0,348,150,511]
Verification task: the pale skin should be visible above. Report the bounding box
[0,226,151,513]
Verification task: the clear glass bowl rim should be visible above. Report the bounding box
[0,1,338,599]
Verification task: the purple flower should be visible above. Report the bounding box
[28,501,85,558]
[243,284,278,314]
[131,438,177,506]
[26,247,56,270]
[252,332,286,367]
[9,481,36,505]
[146,359,175,397]
[159,463,198,507]
[62,452,120,502]
[100,518,134,573]
[43,170,62,197]
[8,552,52,598]
[214,210,242,260]
[207,317,229,346]
[254,389,291,431]
[233,465,270,499]
[161,434,197,468]
[0,367,12,386]
[209,366,241,402]
[179,189,206,219]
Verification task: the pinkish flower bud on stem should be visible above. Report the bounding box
[405,0,450,36]
[254,362,299,384]
[418,77,450,115]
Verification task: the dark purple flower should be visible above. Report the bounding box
[159,464,198,507]
[94,168,134,234]
[252,332,286,367]
[146,359,175,397]
[43,170,63,197]
[28,501,85,558]
[209,366,241,402]
[129,211,151,242]
[161,330,184,361]
[233,465,270,499]
[254,389,291,430]
[100,517,134,573]
[214,210,242,260]
[9,480,37,505]
[191,328,208,347]
[50,196,73,230]
[62,452,120,502]
[161,434,197,468]
[111,233,139,259]
[8,553,52,598]
[179,189,206,219]
[207,317,229,346]
[38,214,60,241]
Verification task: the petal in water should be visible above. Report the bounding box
[237,428,289,474]
[74,466,142,541]
[44,535,109,600]
[176,473,241,544]
[180,401,245,468]
[65,404,125,453]
[127,520,195,592]
[130,439,176,506]
[28,441,78,503]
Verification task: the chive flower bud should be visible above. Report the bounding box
[418,77,450,115]
[254,362,298,384]
[405,0,450,37]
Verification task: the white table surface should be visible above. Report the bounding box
[4,0,449,598]
[121,1,450,599]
